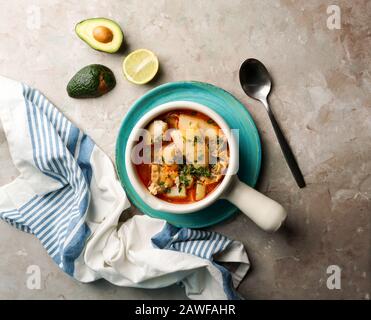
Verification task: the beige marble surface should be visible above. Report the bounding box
[0,0,370,299]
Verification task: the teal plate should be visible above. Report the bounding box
[115,81,261,228]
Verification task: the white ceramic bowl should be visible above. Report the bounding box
[125,101,287,232]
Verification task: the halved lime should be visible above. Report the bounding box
[123,49,159,84]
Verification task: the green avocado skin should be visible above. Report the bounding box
[67,64,116,98]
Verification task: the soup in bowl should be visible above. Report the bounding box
[125,101,287,232]
[134,109,229,204]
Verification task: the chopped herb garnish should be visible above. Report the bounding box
[180,164,211,178]
[207,119,215,124]
[179,174,190,187]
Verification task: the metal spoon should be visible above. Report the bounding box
[239,58,306,188]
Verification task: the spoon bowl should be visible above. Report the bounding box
[239,58,272,103]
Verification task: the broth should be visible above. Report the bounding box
[134,110,229,204]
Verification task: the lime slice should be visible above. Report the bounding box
[123,49,159,84]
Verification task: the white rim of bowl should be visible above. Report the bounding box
[125,101,238,214]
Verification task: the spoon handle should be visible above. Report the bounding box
[264,101,306,188]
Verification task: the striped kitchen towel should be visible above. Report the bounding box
[0,75,250,300]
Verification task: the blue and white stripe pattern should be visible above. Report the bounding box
[152,224,242,300]
[0,84,93,275]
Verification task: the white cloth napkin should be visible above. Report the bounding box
[0,75,250,299]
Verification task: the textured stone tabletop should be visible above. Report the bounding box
[0,0,370,299]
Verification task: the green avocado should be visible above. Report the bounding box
[67,64,116,98]
[75,18,124,53]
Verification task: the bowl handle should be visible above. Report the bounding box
[221,175,287,232]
